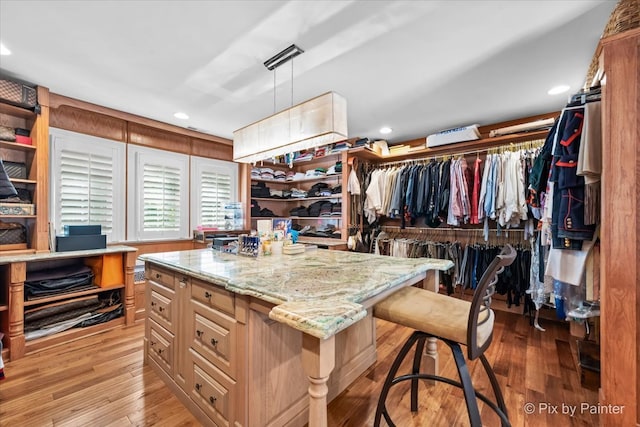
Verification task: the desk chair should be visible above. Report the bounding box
[373,244,517,427]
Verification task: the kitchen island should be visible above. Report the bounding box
[141,248,453,427]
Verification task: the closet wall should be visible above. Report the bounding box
[48,93,234,257]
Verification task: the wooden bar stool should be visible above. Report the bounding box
[373,245,517,427]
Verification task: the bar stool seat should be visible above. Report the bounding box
[373,245,517,427]
[374,286,494,349]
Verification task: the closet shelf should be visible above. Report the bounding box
[263,152,343,168]
[0,140,37,152]
[349,129,549,162]
[8,178,37,185]
[0,304,8,312]
[23,284,125,307]
[0,102,37,119]
[252,196,341,202]
[251,174,340,184]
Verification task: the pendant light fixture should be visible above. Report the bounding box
[233,44,348,164]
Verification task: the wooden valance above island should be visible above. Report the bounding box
[140,248,453,427]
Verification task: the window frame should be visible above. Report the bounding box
[49,127,126,243]
[127,144,190,241]
[190,156,239,230]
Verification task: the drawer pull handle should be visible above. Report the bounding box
[195,383,202,391]
[211,338,218,346]
[157,349,163,354]
[155,273,161,279]
[158,307,164,312]
[150,341,156,346]
[196,330,203,338]
[209,396,217,405]
[204,291,212,299]
[150,302,156,307]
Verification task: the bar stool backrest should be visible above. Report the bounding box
[467,244,517,360]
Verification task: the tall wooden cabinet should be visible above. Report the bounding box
[599,28,639,427]
[0,86,49,254]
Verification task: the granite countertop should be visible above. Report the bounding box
[140,249,453,339]
[0,245,137,264]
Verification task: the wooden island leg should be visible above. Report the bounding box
[301,333,335,427]
[8,262,26,360]
[422,269,441,385]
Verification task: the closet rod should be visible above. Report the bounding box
[377,138,545,167]
[380,226,525,233]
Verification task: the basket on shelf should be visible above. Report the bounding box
[585,0,640,86]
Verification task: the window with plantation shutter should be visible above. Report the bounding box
[191,156,238,229]
[128,145,189,241]
[50,128,126,242]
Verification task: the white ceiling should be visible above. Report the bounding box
[0,0,617,144]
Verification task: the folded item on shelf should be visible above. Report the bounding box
[289,206,309,217]
[319,201,334,216]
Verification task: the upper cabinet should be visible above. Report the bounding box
[0,86,50,254]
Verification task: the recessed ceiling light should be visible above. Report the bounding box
[380,126,393,134]
[173,112,189,120]
[0,43,11,56]
[548,85,570,95]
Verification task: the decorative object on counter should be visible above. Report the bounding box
[283,243,305,255]
[223,202,243,230]
[238,234,260,257]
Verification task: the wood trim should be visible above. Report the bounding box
[50,105,127,142]
[600,29,639,427]
[128,122,191,154]
[191,137,233,161]
[49,93,232,146]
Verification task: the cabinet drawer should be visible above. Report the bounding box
[190,349,235,427]
[191,303,237,378]
[147,264,175,290]
[191,278,234,316]
[148,320,174,376]
[148,282,175,333]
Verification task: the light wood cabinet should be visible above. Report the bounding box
[143,261,377,427]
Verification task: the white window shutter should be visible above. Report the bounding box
[127,145,189,241]
[191,156,238,230]
[50,128,125,243]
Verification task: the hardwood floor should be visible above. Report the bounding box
[0,310,598,426]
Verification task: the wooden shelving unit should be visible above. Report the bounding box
[248,151,349,244]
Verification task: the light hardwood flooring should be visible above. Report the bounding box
[0,310,598,426]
